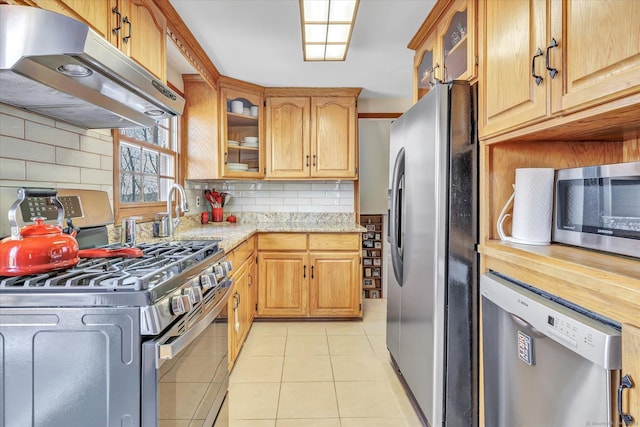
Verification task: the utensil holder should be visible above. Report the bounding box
[212,207,223,222]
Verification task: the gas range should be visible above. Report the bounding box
[0,188,233,426]
[0,239,232,335]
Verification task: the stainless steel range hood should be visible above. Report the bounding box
[0,5,185,129]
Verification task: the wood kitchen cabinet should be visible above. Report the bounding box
[478,0,640,139]
[227,236,256,369]
[264,89,361,180]
[183,75,221,180]
[622,323,640,426]
[410,0,476,102]
[228,259,248,368]
[219,78,264,179]
[247,252,258,323]
[33,0,166,81]
[257,233,362,318]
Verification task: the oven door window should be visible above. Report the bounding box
[143,308,229,427]
[158,316,228,426]
[557,176,640,239]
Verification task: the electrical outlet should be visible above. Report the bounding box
[195,196,201,207]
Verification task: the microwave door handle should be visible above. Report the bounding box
[156,280,232,366]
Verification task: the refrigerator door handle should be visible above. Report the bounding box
[390,147,405,285]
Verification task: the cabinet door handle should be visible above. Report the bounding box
[311,265,314,279]
[312,155,316,167]
[618,374,635,426]
[433,63,442,84]
[233,292,240,309]
[224,152,228,164]
[306,155,309,167]
[112,7,121,35]
[303,265,307,278]
[248,273,252,287]
[545,38,559,78]
[531,48,544,86]
[123,16,132,44]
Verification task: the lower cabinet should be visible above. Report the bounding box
[247,253,258,323]
[258,251,308,317]
[622,323,640,424]
[227,237,256,370]
[308,252,360,317]
[257,233,362,318]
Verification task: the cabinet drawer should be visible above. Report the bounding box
[258,233,308,251]
[233,236,256,266]
[309,233,360,251]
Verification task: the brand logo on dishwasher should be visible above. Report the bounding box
[518,298,528,307]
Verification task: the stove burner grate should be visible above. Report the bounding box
[0,240,220,291]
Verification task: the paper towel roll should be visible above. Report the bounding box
[498,168,555,245]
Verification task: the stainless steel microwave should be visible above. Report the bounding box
[553,161,640,258]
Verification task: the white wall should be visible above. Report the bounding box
[358,119,391,214]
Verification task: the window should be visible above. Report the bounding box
[113,117,181,222]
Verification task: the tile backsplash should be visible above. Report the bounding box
[0,102,356,237]
[0,104,114,236]
[186,180,355,214]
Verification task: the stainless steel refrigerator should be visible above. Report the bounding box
[386,81,478,427]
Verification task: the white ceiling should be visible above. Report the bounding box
[167,0,436,99]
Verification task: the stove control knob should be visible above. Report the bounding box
[171,294,192,315]
[215,260,233,276]
[184,286,202,304]
[200,273,217,290]
[224,260,233,273]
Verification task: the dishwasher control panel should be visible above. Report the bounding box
[481,272,622,370]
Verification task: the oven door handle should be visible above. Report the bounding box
[157,281,232,365]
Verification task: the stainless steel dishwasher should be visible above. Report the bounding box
[481,272,622,427]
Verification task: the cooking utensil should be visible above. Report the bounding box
[153,212,170,238]
[0,188,80,276]
[78,247,143,258]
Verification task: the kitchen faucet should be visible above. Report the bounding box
[167,183,189,237]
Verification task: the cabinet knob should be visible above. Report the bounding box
[531,48,544,86]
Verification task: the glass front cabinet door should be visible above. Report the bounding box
[219,85,264,178]
[415,31,439,101]
[438,0,474,83]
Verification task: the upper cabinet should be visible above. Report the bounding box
[32,0,166,81]
[183,75,220,180]
[265,89,361,180]
[219,79,264,179]
[478,0,640,139]
[116,0,167,82]
[266,96,311,179]
[410,0,476,102]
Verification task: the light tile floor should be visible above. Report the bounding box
[215,298,424,426]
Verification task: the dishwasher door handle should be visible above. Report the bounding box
[509,312,545,338]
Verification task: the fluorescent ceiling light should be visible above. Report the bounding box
[300,0,359,61]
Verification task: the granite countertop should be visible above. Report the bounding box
[174,221,366,252]
[116,212,368,253]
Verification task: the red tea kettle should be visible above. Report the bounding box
[0,188,80,276]
[0,188,143,276]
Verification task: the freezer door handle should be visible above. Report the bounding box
[390,147,405,285]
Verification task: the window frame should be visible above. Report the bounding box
[113,113,184,224]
